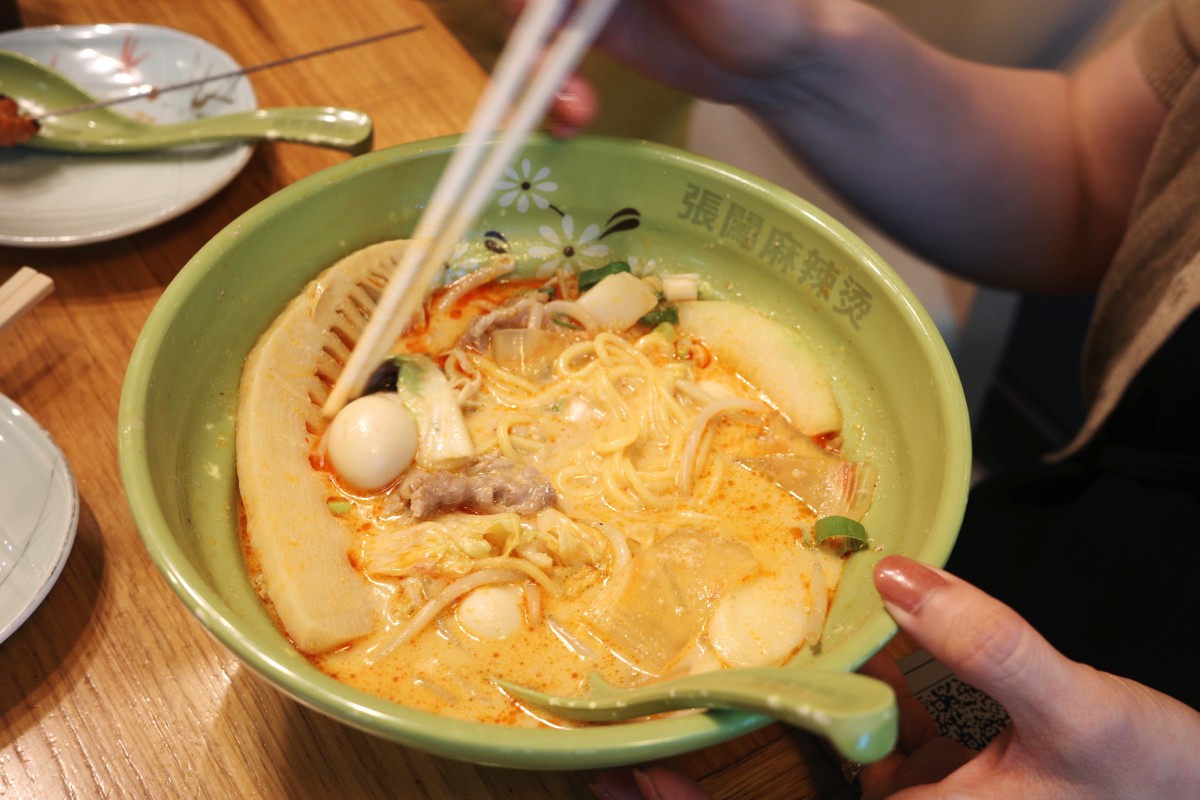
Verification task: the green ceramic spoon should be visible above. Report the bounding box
[0,51,373,154]
[496,667,899,763]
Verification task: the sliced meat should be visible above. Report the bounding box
[455,296,544,351]
[399,455,556,518]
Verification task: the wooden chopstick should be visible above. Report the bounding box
[0,267,54,334]
[322,0,620,418]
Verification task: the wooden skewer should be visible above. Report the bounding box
[0,267,54,333]
[322,0,620,418]
[34,24,427,119]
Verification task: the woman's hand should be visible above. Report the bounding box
[858,556,1200,799]
[507,0,824,107]
[590,556,1200,799]
[533,0,1164,290]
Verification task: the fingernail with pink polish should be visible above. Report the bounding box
[874,555,946,614]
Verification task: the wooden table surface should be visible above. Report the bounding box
[0,1,878,797]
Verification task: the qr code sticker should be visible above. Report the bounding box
[900,649,1010,751]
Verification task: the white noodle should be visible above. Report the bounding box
[596,523,631,572]
[367,568,525,663]
[804,563,829,646]
[415,676,459,705]
[543,299,599,332]
[678,398,769,496]
[435,255,516,314]
[525,583,543,627]
[527,301,545,329]
[545,615,596,660]
[474,556,560,595]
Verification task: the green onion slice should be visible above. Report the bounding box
[815,515,869,555]
[639,304,679,327]
[552,313,585,330]
[578,261,632,292]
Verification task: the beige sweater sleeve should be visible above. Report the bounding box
[1060,0,1200,456]
[1136,0,1200,104]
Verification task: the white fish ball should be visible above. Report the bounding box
[324,393,418,490]
[708,576,810,668]
[457,585,525,640]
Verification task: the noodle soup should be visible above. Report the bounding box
[236,242,876,727]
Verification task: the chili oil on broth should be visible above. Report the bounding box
[241,266,855,728]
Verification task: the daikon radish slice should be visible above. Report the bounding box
[677,300,841,436]
[583,529,758,673]
[576,271,659,331]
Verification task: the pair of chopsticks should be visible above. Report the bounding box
[322,0,619,418]
[0,267,54,334]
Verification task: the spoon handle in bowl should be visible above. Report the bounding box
[497,668,899,762]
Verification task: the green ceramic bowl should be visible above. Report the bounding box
[118,134,970,770]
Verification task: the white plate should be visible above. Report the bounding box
[0,394,78,644]
[0,23,257,247]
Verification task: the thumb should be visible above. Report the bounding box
[872,555,1080,727]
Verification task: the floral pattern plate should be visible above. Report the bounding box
[0,24,257,247]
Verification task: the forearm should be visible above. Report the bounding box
[577,0,1165,290]
[739,2,1162,293]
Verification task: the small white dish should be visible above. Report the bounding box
[0,23,257,247]
[0,394,79,644]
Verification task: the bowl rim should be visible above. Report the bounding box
[117,133,972,769]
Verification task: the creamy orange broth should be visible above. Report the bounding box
[243,276,850,727]
[315,432,833,725]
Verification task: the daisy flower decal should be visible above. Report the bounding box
[440,240,485,283]
[528,215,610,277]
[497,159,558,213]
